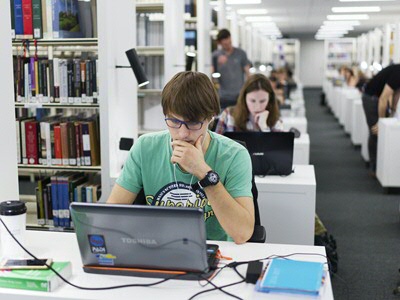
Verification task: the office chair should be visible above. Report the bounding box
[133,174,266,244]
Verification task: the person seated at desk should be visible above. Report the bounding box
[214,73,282,134]
[107,71,255,244]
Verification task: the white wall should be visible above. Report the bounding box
[299,39,324,87]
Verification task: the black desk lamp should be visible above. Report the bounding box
[125,48,149,87]
[116,48,149,87]
[185,52,196,71]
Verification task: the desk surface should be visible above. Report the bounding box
[255,165,316,187]
[0,230,333,300]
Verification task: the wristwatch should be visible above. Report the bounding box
[192,170,220,190]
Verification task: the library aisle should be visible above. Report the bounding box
[304,88,400,300]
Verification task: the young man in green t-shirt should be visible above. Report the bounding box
[107,71,254,244]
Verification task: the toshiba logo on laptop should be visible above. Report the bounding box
[121,237,158,245]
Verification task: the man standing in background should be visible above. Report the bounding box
[211,29,251,110]
[361,64,400,177]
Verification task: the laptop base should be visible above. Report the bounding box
[83,261,219,281]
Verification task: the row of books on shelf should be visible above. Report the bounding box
[327,53,352,59]
[10,0,97,40]
[36,172,101,228]
[16,114,100,167]
[139,55,164,90]
[137,13,164,47]
[13,56,98,104]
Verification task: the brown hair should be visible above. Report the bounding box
[232,73,279,131]
[217,29,231,41]
[162,71,220,121]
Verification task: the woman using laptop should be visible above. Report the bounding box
[107,71,255,244]
[214,73,282,134]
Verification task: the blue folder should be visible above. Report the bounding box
[257,259,325,296]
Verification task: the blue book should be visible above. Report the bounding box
[13,0,24,36]
[257,259,324,296]
[50,174,59,227]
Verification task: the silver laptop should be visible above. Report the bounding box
[70,202,219,280]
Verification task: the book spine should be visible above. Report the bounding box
[74,122,81,166]
[32,0,42,38]
[60,123,69,165]
[45,0,53,39]
[45,182,53,225]
[67,60,74,102]
[80,122,91,165]
[53,124,62,165]
[29,57,36,97]
[20,119,28,164]
[34,59,39,97]
[53,57,60,102]
[73,59,81,99]
[25,121,38,165]
[50,174,58,227]
[60,175,70,228]
[14,0,24,37]
[56,173,65,227]
[21,0,33,38]
[36,179,45,225]
[67,122,77,165]
[52,0,59,38]
[10,0,16,38]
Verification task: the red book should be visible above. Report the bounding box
[53,125,63,166]
[25,120,39,165]
[22,0,33,37]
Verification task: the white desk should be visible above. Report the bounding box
[255,165,316,246]
[361,111,370,162]
[281,117,308,134]
[293,134,310,165]
[351,99,364,146]
[0,231,333,300]
[376,118,400,188]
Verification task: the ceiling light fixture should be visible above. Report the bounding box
[332,6,381,13]
[339,0,393,2]
[226,0,261,4]
[245,16,272,22]
[323,20,361,26]
[327,14,369,20]
[237,9,268,15]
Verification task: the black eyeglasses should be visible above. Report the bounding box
[165,118,204,131]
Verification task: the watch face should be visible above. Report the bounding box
[208,172,219,184]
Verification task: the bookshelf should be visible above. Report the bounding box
[1,0,139,231]
[324,38,356,78]
[135,0,185,133]
[10,0,101,230]
[271,39,300,81]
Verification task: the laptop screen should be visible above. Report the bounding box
[70,203,217,278]
[224,131,295,176]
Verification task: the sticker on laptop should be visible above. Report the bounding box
[88,234,107,254]
[96,254,116,266]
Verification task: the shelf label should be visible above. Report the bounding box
[24,103,43,109]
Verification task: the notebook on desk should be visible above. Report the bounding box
[70,202,219,280]
[224,131,295,176]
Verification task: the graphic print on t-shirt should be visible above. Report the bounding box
[148,181,214,221]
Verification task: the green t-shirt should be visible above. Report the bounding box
[116,130,253,241]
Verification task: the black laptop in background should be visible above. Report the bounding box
[224,132,295,176]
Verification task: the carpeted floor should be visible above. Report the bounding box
[304,88,400,300]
